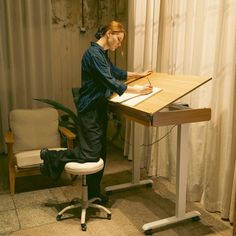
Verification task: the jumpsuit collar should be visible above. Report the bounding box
[91,42,108,54]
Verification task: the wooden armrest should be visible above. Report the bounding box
[58,126,76,140]
[4,131,14,144]
[59,126,76,150]
[4,131,14,165]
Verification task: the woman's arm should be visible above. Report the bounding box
[126,84,153,95]
[127,70,152,79]
[124,70,153,95]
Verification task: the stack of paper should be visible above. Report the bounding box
[110,85,162,107]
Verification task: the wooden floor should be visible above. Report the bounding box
[0,145,233,235]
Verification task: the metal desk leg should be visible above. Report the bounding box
[105,121,153,193]
[142,124,201,234]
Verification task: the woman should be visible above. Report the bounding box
[41,20,152,203]
[75,20,152,201]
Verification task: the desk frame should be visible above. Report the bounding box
[105,73,211,234]
[142,121,201,234]
[105,105,210,234]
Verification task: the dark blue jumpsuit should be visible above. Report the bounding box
[40,42,127,197]
[75,42,127,197]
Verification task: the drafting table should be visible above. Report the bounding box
[105,72,212,234]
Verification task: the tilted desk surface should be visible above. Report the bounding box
[107,72,212,234]
[109,72,211,126]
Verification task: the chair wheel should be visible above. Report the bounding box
[70,197,80,205]
[192,216,200,221]
[56,215,62,221]
[81,223,87,231]
[144,229,153,235]
[107,213,111,220]
[146,183,153,188]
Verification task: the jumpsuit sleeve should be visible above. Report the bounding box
[108,60,127,81]
[90,55,127,96]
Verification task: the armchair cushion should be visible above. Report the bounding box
[15,148,66,168]
[10,108,61,153]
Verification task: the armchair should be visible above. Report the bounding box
[4,107,76,195]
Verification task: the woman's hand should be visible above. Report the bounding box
[127,70,153,79]
[138,84,153,95]
[126,84,153,95]
[138,70,153,78]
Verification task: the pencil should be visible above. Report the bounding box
[147,77,152,87]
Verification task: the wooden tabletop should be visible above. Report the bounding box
[109,72,212,125]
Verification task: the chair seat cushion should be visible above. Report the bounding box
[15,148,67,168]
[65,159,104,175]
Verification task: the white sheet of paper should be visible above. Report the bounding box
[110,85,162,107]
